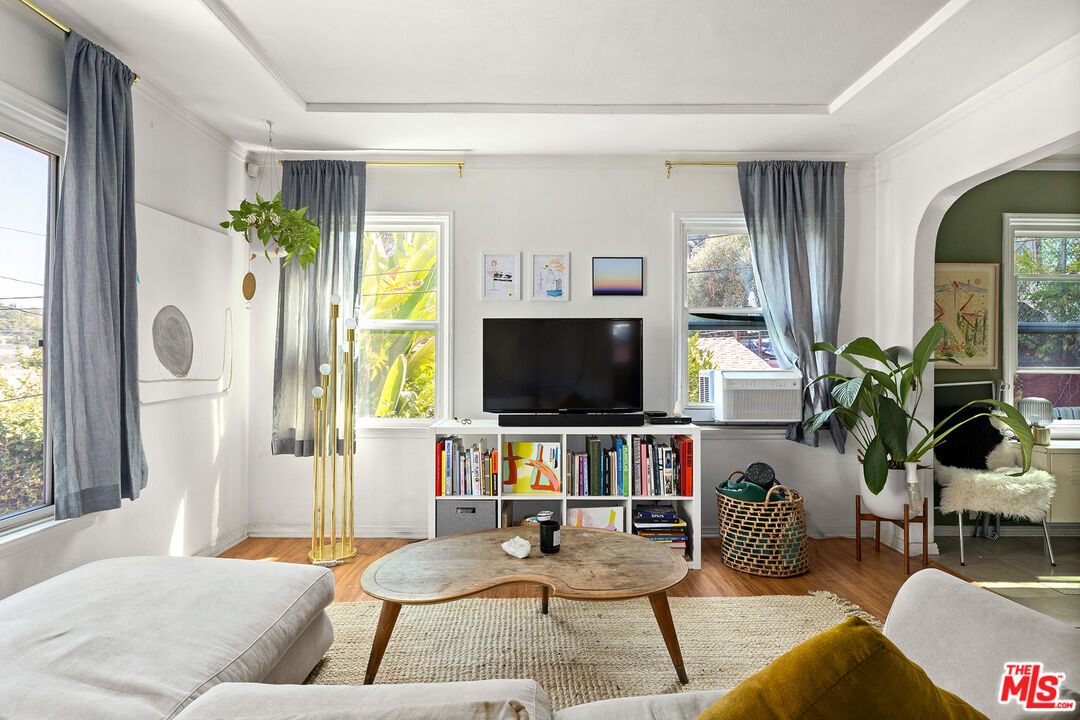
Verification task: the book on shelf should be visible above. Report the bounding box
[434,436,497,497]
[628,434,693,497]
[563,437,630,497]
[632,502,690,556]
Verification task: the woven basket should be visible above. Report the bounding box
[716,474,809,578]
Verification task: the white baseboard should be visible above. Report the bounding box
[193,526,249,558]
[247,524,427,540]
[933,522,1080,538]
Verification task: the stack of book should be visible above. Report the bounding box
[435,437,497,496]
[632,435,694,497]
[565,435,630,497]
[632,503,689,554]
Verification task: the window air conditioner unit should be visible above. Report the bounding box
[714,369,803,423]
[698,369,721,404]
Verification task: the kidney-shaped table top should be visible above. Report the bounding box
[360,525,687,604]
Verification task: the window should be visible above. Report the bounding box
[676,214,777,406]
[0,132,57,527]
[356,214,450,423]
[1002,214,1080,429]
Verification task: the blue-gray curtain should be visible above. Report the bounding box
[48,32,146,519]
[737,161,846,451]
[272,160,366,456]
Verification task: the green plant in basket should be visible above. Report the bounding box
[221,192,320,269]
[803,322,1033,494]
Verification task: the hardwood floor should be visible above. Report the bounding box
[221,536,920,620]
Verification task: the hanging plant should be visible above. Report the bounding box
[221,192,320,269]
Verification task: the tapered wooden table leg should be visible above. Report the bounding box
[364,600,402,685]
[649,591,688,684]
[541,585,549,615]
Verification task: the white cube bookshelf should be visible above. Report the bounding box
[430,419,702,570]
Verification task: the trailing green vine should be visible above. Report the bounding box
[221,192,320,269]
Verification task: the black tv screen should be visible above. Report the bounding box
[483,318,643,413]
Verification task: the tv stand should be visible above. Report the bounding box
[499,413,645,427]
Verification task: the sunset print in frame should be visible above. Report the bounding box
[934,262,999,369]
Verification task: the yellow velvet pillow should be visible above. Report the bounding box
[696,617,987,720]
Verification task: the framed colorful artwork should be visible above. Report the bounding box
[592,256,643,296]
[482,252,519,300]
[530,251,569,301]
[567,506,625,531]
[501,442,561,494]
[934,262,999,369]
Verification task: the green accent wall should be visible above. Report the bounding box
[934,170,1080,405]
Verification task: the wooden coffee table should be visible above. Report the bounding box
[360,525,689,685]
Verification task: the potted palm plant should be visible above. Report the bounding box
[804,322,1034,519]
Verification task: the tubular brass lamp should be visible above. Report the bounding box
[309,294,358,564]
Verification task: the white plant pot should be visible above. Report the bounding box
[859,464,933,520]
[859,467,910,520]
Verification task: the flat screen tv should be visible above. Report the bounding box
[483,318,643,414]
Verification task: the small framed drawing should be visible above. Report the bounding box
[592,256,643,296]
[934,262,999,369]
[530,252,570,301]
[482,252,520,300]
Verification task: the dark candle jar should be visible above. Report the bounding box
[539,520,560,554]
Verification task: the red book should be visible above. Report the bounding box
[435,444,443,496]
[679,435,694,496]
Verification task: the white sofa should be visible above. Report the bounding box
[175,569,1080,720]
[0,556,334,719]
[3,560,1076,720]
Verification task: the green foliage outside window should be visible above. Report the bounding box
[0,371,44,518]
[358,231,438,419]
[1014,237,1080,370]
[687,332,715,403]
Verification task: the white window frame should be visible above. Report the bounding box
[356,212,452,428]
[1001,213,1080,436]
[0,83,64,533]
[674,212,768,410]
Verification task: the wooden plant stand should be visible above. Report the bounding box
[855,495,928,575]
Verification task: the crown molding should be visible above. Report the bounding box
[306,102,829,115]
[876,32,1080,166]
[0,77,65,148]
[134,79,245,160]
[197,0,305,110]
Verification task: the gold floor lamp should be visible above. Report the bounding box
[309,294,357,565]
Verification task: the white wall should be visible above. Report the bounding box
[246,157,877,539]
[0,1,250,597]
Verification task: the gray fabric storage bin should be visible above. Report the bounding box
[437,499,497,536]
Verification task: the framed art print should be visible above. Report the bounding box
[530,251,569,301]
[592,256,643,296]
[482,252,520,300]
[934,262,999,369]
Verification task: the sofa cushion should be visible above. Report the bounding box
[0,556,334,719]
[696,617,987,720]
[175,680,553,720]
[555,690,727,720]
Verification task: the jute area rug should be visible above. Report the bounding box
[309,594,879,709]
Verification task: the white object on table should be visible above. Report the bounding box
[501,536,531,558]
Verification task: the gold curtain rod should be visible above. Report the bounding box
[665,160,848,179]
[277,159,465,178]
[18,0,140,82]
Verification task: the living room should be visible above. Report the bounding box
[0,1,1077,718]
